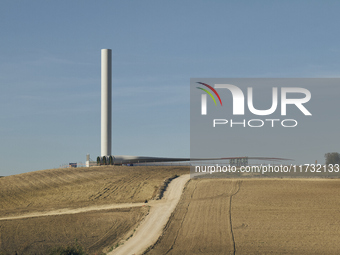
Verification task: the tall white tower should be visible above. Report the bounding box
[101,49,112,157]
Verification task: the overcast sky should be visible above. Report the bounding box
[1,1,340,176]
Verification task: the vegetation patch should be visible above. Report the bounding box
[49,241,88,255]
[155,174,179,200]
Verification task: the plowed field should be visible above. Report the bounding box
[0,166,188,217]
[145,178,340,255]
[0,166,189,254]
[0,207,147,255]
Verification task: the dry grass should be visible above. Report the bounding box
[0,166,189,254]
[145,179,240,254]
[0,207,148,255]
[145,178,340,255]
[3,166,339,254]
[232,179,340,254]
[0,166,189,217]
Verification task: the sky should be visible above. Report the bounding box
[1,0,340,176]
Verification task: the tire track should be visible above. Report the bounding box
[228,180,241,255]
[0,203,145,221]
[164,180,197,255]
[144,178,241,255]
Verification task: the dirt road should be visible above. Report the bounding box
[0,203,146,221]
[0,166,190,255]
[109,174,190,255]
[145,179,241,255]
[0,173,190,255]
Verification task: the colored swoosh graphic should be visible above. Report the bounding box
[197,87,217,105]
[197,82,223,106]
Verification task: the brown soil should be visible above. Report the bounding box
[232,179,340,254]
[0,166,189,255]
[145,178,340,255]
[0,207,147,255]
[0,166,189,217]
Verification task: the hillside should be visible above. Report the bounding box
[0,166,189,255]
[146,178,340,254]
[0,166,188,216]
[2,166,340,255]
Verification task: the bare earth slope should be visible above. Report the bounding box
[2,167,340,255]
[0,207,148,255]
[232,179,340,254]
[146,178,340,255]
[145,179,241,255]
[0,166,189,255]
[0,166,188,217]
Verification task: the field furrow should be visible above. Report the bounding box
[146,179,238,255]
[0,166,189,255]
[146,178,340,255]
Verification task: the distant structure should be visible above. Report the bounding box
[96,49,291,166]
[101,49,112,157]
[85,154,97,167]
